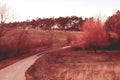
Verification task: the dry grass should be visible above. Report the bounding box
[25,49,120,80]
[0,29,78,68]
[0,29,68,59]
[53,64,120,80]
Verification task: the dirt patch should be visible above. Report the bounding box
[25,49,120,80]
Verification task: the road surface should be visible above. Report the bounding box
[0,46,71,80]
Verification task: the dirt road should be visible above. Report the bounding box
[0,46,71,80]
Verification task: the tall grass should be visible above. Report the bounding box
[25,49,120,80]
[55,64,120,80]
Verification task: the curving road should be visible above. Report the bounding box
[0,46,71,80]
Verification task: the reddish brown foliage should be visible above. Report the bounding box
[80,18,109,51]
[104,10,120,48]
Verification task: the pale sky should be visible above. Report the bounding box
[0,0,120,22]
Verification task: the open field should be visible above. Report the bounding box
[0,29,80,68]
[0,1,120,80]
[25,48,120,80]
[0,29,120,80]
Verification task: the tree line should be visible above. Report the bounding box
[2,16,84,31]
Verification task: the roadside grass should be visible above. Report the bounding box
[25,49,120,80]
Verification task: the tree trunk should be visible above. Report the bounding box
[93,46,97,53]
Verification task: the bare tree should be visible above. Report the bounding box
[0,2,9,24]
[0,2,11,37]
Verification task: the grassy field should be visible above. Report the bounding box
[1,29,120,80]
[25,48,120,80]
[0,29,79,68]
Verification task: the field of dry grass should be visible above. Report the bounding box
[0,29,79,68]
[25,49,120,80]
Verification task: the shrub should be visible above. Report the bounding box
[0,29,30,60]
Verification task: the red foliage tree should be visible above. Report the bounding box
[81,18,109,53]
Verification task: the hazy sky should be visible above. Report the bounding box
[0,0,120,21]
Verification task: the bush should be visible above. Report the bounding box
[0,29,30,60]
